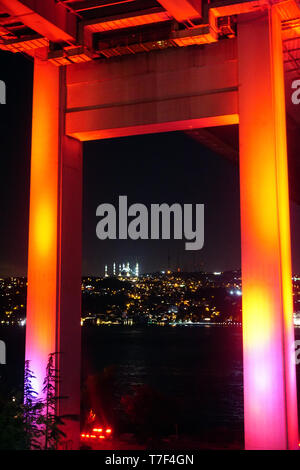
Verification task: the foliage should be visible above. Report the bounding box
[0,353,67,450]
[41,353,66,450]
[0,391,27,450]
[23,360,44,449]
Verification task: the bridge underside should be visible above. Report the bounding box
[65,39,238,140]
[0,0,299,450]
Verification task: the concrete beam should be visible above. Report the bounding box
[65,40,238,140]
[0,0,77,43]
[156,0,202,22]
[81,7,173,51]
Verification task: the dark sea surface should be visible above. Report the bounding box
[82,325,244,433]
[1,325,300,446]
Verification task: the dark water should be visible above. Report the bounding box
[2,325,300,444]
[81,325,244,439]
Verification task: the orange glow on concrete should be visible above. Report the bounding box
[85,11,172,33]
[65,40,238,141]
[26,59,61,396]
[271,7,299,448]
[26,58,82,448]
[238,8,298,449]
[172,31,217,47]
[156,0,202,22]
[0,0,76,43]
[32,199,56,257]
[67,114,239,142]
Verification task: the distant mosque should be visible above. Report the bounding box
[104,262,139,278]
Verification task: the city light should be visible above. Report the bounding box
[229,289,242,296]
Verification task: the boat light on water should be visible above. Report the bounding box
[81,426,113,440]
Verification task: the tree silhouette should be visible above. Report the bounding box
[23,360,43,449]
[41,353,66,450]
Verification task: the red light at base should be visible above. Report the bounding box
[81,425,113,441]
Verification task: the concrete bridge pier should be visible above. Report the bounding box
[238,7,298,449]
[26,59,82,449]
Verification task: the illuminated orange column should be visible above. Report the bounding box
[26,58,82,448]
[238,9,298,449]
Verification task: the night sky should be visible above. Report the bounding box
[1,50,300,276]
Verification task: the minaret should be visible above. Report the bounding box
[113,262,116,276]
[135,262,139,277]
[104,265,108,277]
[119,264,122,276]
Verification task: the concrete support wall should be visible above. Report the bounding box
[26,59,82,449]
[65,40,239,140]
[238,8,298,449]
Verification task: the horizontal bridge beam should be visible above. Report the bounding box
[0,0,77,43]
[156,0,202,22]
[65,40,238,140]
